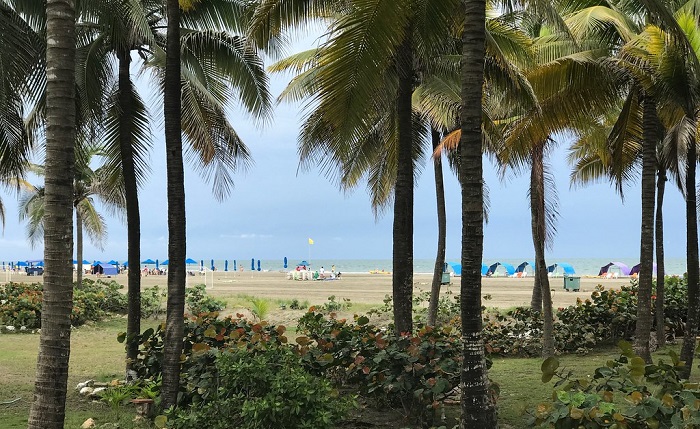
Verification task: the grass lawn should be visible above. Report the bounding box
[0,297,690,428]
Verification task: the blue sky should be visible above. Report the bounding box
[0,31,689,263]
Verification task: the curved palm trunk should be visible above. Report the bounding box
[459,0,497,425]
[530,268,542,311]
[117,51,142,373]
[654,167,666,347]
[634,94,657,363]
[680,131,699,378]
[392,31,414,335]
[27,1,76,427]
[76,206,83,286]
[428,129,447,327]
[530,142,554,357]
[161,0,186,410]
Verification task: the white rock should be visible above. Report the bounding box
[20,326,26,331]
[91,387,107,397]
[79,387,94,395]
[76,380,94,390]
[5,326,15,331]
[80,418,95,428]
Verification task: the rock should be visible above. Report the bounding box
[79,387,94,395]
[76,380,94,390]
[91,387,107,397]
[5,326,15,331]
[80,418,95,428]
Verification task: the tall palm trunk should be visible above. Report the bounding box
[680,130,699,378]
[530,266,542,311]
[27,1,76,427]
[654,167,666,347]
[428,129,446,327]
[76,206,83,286]
[530,142,554,357]
[459,0,497,425]
[117,51,142,373]
[634,94,657,363]
[161,0,187,410]
[392,30,414,335]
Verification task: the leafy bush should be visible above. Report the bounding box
[249,298,269,320]
[166,347,353,429]
[318,295,351,313]
[185,284,225,315]
[296,309,463,426]
[141,286,166,319]
[529,341,700,428]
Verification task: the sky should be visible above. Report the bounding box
[0,31,690,264]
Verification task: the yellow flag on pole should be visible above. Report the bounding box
[308,238,314,245]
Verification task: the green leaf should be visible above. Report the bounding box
[541,356,560,374]
[116,332,126,343]
[154,415,167,428]
[356,316,369,326]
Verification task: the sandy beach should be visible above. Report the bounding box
[12,270,634,309]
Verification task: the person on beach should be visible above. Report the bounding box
[331,265,336,274]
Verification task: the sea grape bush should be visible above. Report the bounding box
[184,284,225,315]
[296,309,464,426]
[529,341,700,428]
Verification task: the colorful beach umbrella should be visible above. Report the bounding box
[283,257,288,269]
[224,260,228,271]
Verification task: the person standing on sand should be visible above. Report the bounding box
[331,265,336,274]
[320,266,325,277]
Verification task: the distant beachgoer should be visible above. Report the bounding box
[336,272,342,279]
[320,266,325,275]
[331,265,336,274]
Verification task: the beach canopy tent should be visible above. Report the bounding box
[26,260,43,266]
[629,263,657,276]
[448,262,462,276]
[92,260,102,266]
[516,261,535,274]
[93,263,118,276]
[297,260,310,267]
[547,263,576,275]
[486,262,516,276]
[17,261,28,267]
[108,260,118,265]
[598,262,631,276]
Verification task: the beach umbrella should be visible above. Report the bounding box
[185,258,197,264]
[108,260,118,265]
[36,261,44,267]
[123,261,128,267]
[142,259,155,264]
[156,259,159,270]
[211,259,214,270]
[251,258,254,270]
[257,260,261,271]
[72,259,77,264]
[283,257,288,269]
[17,261,28,267]
[200,260,204,269]
[233,260,237,271]
[82,259,90,264]
[224,260,228,271]
[162,260,169,265]
[93,261,102,266]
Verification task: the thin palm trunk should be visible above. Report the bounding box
[428,129,447,327]
[76,206,83,286]
[654,167,666,347]
[27,0,76,427]
[634,94,657,363]
[117,51,142,374]
[392,30,415,335]
[680,131,699,378]
[530,267,542,311]
[161,0,186,410]
[459,0,497,424]
[531,142,554,357]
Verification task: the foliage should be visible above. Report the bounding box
[296,309,464,426]
[249,298,270,321]
[318,295,351,313]
[123,312,288,405]
[166,347,353,429]
[412,288,460,326]
[529,341,700,428]
[185,285,225,315]
[141,286,167,319]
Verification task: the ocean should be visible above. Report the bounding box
[197,257,689,276]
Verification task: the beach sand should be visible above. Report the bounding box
[57,270,632,309]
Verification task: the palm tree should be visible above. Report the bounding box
[18,146,126,286]
[26,0,77,427]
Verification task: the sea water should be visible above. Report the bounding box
[198,257,689,276]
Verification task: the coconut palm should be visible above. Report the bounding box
[26,0,77,427]
[18,145,126,287]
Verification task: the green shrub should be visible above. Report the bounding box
[249,298,269,320]
[166,347,353,429]
[529,341,700,428]
[141,286,166,319]
[185,284,225,315]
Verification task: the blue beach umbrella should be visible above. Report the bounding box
[224,260,228,271]
[233,260,237,271]
[162,260,169,265]
[82,259,90,264]
[108,260,118,265]
[257,260,261,271]
[185,258,197,264]
[17,261,28,267]
[251,258,254,271]
[72,259,77,264]
[93,260,102,266]
[156,259,159,270]
[200,260,204,269]
[142,259,155,265]
[211,259,214,270]
[283,257,288,269]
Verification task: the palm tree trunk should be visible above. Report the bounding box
[634,94,657,363]
[654,167,666,347]
[530,267,542,311]
[76,206,83,286]
[392,30,414,335]
[27,1,76,427]
[680,130,699,378]
[117,51,142,374]
[428,129,447,327]
[161,0,187,410]
[459,0,497,425]
[531,142,554,357]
